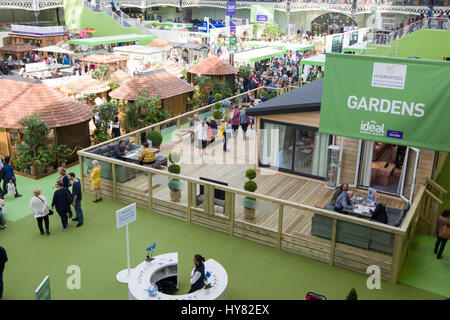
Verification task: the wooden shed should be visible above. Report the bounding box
[0,76,93,177]
[187,54,237,89]
[109,69,195,117]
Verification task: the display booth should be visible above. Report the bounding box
[233,47,286,67]
[128,253,228,300]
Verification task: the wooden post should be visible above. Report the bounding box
[176,118,181,129]
[135,132,140,145]
[79,155,85,193]
[390,234,403,284]
[207,185,215,215]
[187,181,192,223]
[229,192,235,236]
[155,125,161,133]
[112,163,117,201]
[148,172,153,211]
[329,218,338,265]
[277,204,284,250]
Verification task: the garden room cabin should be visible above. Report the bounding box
[0,76,93,178]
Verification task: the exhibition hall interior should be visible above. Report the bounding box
[0,0,448,307]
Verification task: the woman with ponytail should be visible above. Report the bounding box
[189,254,206,293]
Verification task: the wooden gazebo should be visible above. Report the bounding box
[187,54,238,88]
[59,75,111,99]
[109,69,194,116]
[79,53,128,73]
[108,69,133,86]
[147,38,172,49]
[0,76,93,177]
[0,43,38,69]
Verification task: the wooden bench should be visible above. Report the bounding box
[195,177,228,208]
[144,156,168,170]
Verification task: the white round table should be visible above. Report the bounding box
[128,252,228,300]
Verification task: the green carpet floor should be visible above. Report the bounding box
[0,166,444,300]
[398,233,450,298]
[396,157,450,298]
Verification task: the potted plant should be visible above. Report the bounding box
[168,152,181,202]
[145,242,156,264]
[214,93,222,102]
[213,102,223,122]
[148,130,163,149]
[243,169,258,220]
[204,271,212,292]
[346,288,358,300]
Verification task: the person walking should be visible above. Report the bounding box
[239,107,249,140]
[222,117,232,152]
[51,180,72,232]
[30,189,50,235]
[230,106,240,137]
[435,209,450,259]
[0,246,7,299]
[111,115,121,138]
[58,167,72,218]
[68,172,84,227]
[1,156,21,199]
[89,160,102,202]
[0,199,6,230]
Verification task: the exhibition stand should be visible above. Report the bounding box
[128,252,228,300]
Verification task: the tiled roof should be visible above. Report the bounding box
[60,75,110,95]
[0,43,39,53]
[149,62,185,78]
[79,53,128,64]
[109,69,194,100]
[188,55,238,76]
[147,38,172,48]
[0,76,93,129]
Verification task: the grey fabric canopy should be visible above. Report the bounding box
[246,78,323,116]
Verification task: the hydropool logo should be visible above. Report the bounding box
[360,120,385,137]
[371,63,407,90]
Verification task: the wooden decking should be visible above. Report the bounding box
[105,126,405,237]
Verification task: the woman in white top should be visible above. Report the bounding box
[30,189,50,235]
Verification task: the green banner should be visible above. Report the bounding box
[250,4,274,24]
[319,54,450,152]
[35,276,51,300]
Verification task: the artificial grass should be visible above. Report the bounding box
[0,167,444,300]
[396,157,450,298]
[398,233,450,298]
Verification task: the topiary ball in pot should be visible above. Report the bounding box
[148,131,163,148]
[243,169,258,219]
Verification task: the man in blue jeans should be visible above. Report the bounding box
[0,246,7,299]
[68,172,83,227]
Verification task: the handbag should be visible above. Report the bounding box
[36,196,53,216]
[439,225,450,240]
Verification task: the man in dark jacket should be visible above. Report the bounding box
[69,172,83,227]
[52,181,72,231]
[0,246,7,298]
[370,196,388,224]
[113,140,128,161]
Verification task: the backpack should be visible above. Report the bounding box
[0,166,4,181]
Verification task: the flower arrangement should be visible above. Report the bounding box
[204,271,212,289]
[145,242,156,262]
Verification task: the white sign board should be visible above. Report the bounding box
[116,203,137,229]
[368,187,377,204]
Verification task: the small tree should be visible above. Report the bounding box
[346,288,358,300]
[252,23,260,40]
[14,113,71,173]
[238,65,251,79]
[91,65,109,81]
[243,169,258,219]
[168,151,181,202]
[92,101,119,142]
[123,89,169,133]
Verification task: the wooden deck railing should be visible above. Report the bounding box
[77,81,432,284]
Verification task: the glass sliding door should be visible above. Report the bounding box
[260,120,330,180]
[259,121,294,170]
